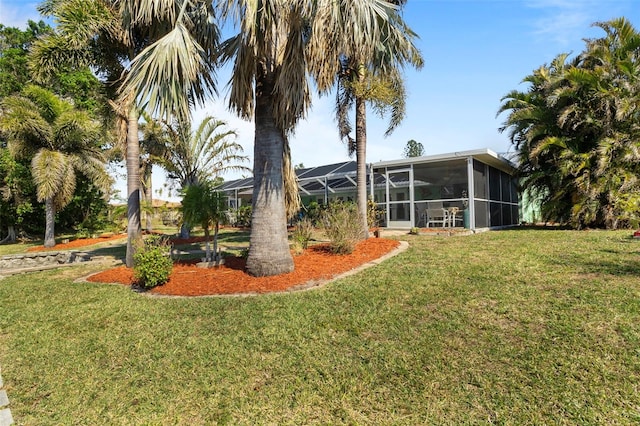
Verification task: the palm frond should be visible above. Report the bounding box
[31,149,70,202]
[120,22,216,122]
[0,95,54,155]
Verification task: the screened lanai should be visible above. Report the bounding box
[372,149,519,229]
[216,148,520,230]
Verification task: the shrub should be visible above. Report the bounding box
[133,235,173,289]
[291,217,314,250]
[304,201,324,226]
[321,201,362,254]
[161,209,182,227]
[230,205,252,227]
[290,240,304,256]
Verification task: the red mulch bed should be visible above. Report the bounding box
[26,232,205,252]
[87,238,400,296]
[27,234,127,252]
[170,236,208,245]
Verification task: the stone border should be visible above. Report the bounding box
[0,367,13,426]
[0,251,94,278]
[78,240,409,299]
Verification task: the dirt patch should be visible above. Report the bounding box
[86,238,400,296]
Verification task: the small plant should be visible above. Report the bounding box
[133,235,173,289]
[74,227,91,239]
[322,201,362,254]
[291,217,314,250]
[232,205,252,227]
[367,199,381,229]
[409,227,420,235]
[290,240,305,256]
[239,247,250,259]
[182,182,227,263]
[304,201,324,226]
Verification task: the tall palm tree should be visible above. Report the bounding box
[139,112,172,232]
[0,85,112,247]
[30,0,217,265]
[120,0,412,276]
[335,64,419,237]
[319,1,422,238]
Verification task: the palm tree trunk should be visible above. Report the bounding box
[0,226,16,244]
[126,106,142,267]
[213,221,219,261]
[142,163,153,232]
[44,197,56,248]
[246,70,294,276]
[355,91,369,240]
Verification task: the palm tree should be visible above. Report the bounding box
[498,55,576,224]
[499,18,640,229]
[157,115,248,238]
[30,0,217,265]
[181,181,227,264]
[159,116,248,189]
[323,1,423,238]
[120,0,413,276]
[335,65,419,237]
[139,112,172,232]
[0,85,112,247]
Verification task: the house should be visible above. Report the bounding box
[217,148,519,231]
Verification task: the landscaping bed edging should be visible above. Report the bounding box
[0,251,92,276]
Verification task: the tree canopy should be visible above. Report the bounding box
[0,22,110,242]
[0,85,112,246]
[498,17,640,229]
[403,139,424,157]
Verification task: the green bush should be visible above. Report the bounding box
[291,217,314,250]
[321,201,362,254]
[133,235,173,289]
[230,205,252,227]
[304,201,324,226]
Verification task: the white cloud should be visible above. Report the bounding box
[0,2,44,28]
[526,0,629,47]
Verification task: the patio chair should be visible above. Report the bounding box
[424,208,449,228]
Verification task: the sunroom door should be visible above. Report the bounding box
[386,168,413,228]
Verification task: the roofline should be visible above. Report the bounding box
[217,148,517,192]
[372,148,516,172]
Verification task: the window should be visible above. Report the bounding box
[473,160,487,199]
[489,167,501,201]
[413,160,467,201]
[475,200,489,228]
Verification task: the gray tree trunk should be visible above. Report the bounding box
[0,226,16,244]
[246,69,294,276]
[126,106,142,267]
[142,164,153,232]
[44,197,56,248]
[355,93,369,240]
[179,223,190,239]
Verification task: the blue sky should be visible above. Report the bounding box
[1,0,638,199]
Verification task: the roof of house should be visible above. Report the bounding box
[216,148,516,193]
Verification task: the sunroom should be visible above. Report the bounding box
[217,148,519,231]
[371,149,519,230]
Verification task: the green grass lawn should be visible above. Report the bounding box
[1,229,639,424]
